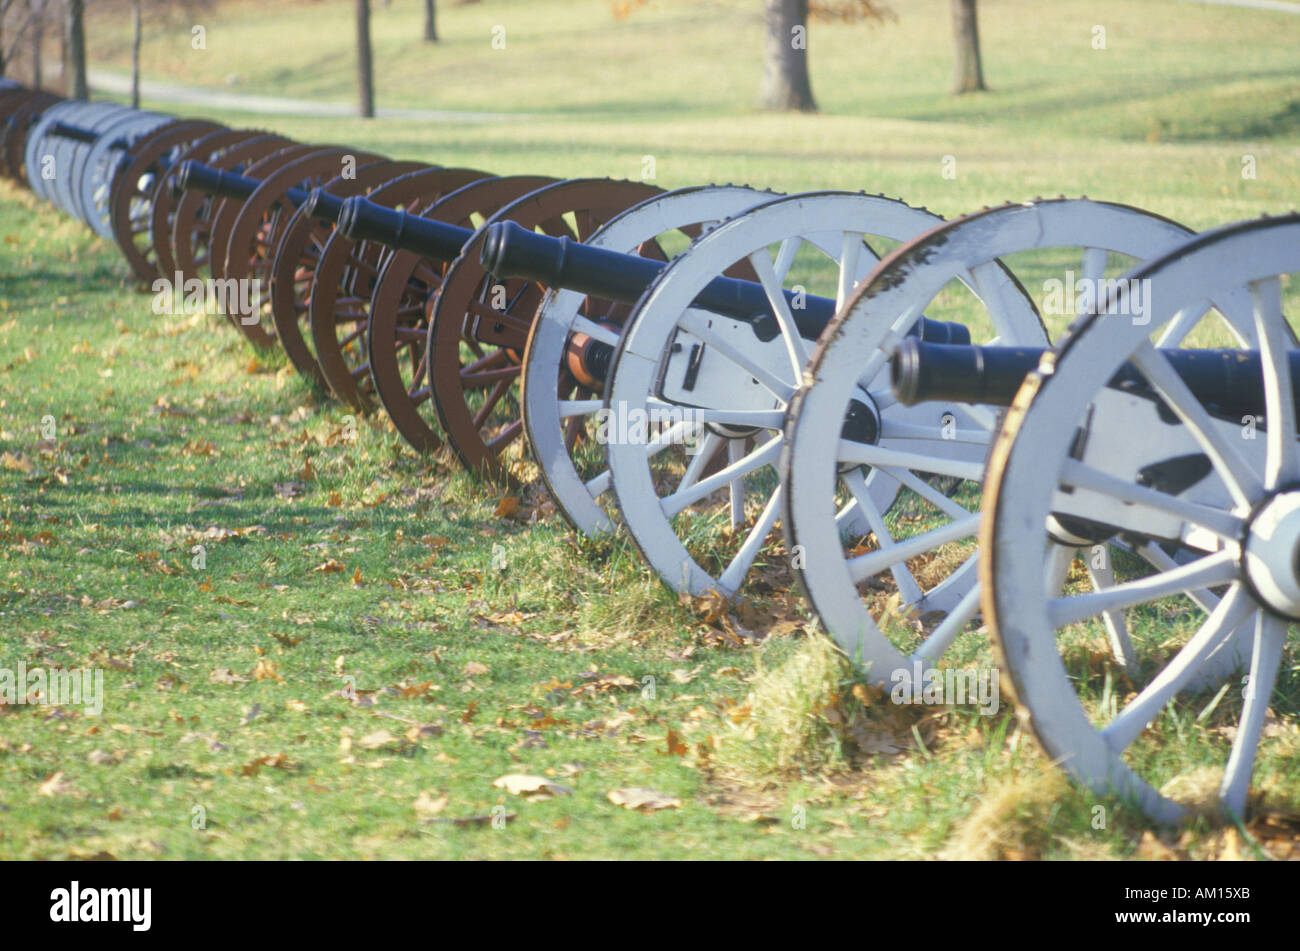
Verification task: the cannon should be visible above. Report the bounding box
[777,198,1258,693]
[980,212,1300,823]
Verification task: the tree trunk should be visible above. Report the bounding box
[65,0,86,99]
[949,0,985,94]
[30,0,43,90]
[423,0,437,42]
[130,0,141,108]
[759,0,816,112]
[356,0,374,118]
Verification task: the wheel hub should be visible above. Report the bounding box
[1243,490,1300,619]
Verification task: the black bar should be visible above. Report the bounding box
[337,195,474,262]
[892,339,1300,419]
[170,159,313,210]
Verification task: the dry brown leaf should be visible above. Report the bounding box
[494,496,519,518]
[251,659,282,683]
[314,559,346,574]
[240,752,290,776]
[462,661,490,677]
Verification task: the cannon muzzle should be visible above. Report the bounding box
[302,187,345,225]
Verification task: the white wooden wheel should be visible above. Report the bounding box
[78,113,171,239]
[522,185,775,536]
[604,191,945,597]
[984,213,1300,823]
[782,199,1245,686]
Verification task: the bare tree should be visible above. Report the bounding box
[759,0,815,111]
[29,0,43,89]
[131,0,142,107]
[356,0,374,117]
[423,0,437,42]
[949,0,984,94]
[65,0,85,98]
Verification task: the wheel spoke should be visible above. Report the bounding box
[661,439,781,519]
[1087,555,1135,671]
[675,431,723,494]
[836,232,864,311]
[746,249,810,379]
[1101,584,1253,752]
[837,441,985,483]
[848,514,980,585]
[1080,247,1107,290]
[1220,613,1286,816]
[843,468,923,604]
[1047,548,1238,629]
[876,466,974,520]
[912,575,981,662]
[572,316,620,348]
[1155,301,1210,348]
[1059,458,1246,541]
[717,483,784,594]
[559,399,603,420]
[727,439,746,528]
[1249,277,1299,489]
[1130,340,1264,507]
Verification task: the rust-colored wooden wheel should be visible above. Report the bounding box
[108,119,224,282]
[158,132,291,283]
[218,147,384,349]
[0,88,48,178]
[1,91,61,181]
[363,175,563,451]
[268,159,430,387]
[150,129,277,281]
[202,143,320,283]
[308,167,495,411]
[426,179,662,482]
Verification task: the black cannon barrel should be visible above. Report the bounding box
[892,339,1300,420]
[171,159,322,213]
[479,220,968,345]
[334,205,971,345]
[336,195,474,264]
[47,120,104,145]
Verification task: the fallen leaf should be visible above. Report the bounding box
[251,659,282,683]
[494,496,519,518]
[240,752,290,776]
[462,661,490,677]
[208,667,247,685]
[314,559,346,574]
[358,729,401,751]
[608,787,681,811]
[38,772,76,797]
[413,791,449,816]
[492,774,573,799]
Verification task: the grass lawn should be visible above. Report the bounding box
[0,0,1298,859]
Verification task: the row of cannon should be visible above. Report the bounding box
[3,80,1297,824]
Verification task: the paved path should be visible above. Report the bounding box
[88,69,521,122]
[1171,0,1300,13]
